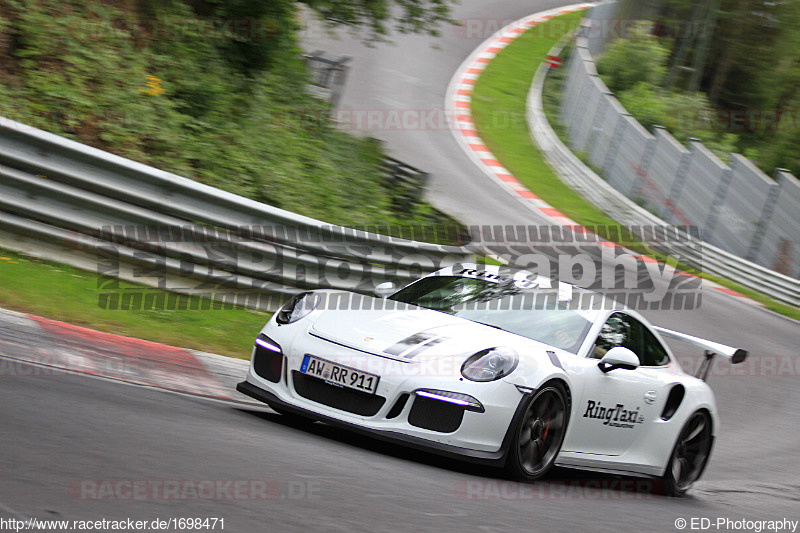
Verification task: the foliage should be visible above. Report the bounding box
[596,23,669,94]
[598,26,738,163]
[611,0,800,177]
[0,0,455,233]
[615,82,666,132]
[302,0,455,41]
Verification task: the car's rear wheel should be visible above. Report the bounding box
[506,383,568,480]
[661,410,713,496]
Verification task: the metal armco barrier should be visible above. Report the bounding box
[540,2,799,307]
[0,117,473,310]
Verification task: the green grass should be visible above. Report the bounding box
[470,11,619,228]
[0,249,270,358]
[470,11,799,320]
[698,273,800,321]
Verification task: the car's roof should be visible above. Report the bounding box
[422,262,618,323]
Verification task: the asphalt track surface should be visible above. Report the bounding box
[2,1,800,532]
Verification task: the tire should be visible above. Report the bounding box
[505,383,569,481]
[661,410,713,497]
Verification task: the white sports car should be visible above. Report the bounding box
[237,263,747,496]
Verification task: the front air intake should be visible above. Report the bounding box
[408,395,465,433]
[386,393,410,419]
[252,336,283,383]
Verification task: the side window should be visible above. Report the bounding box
[641,327,670,366]
[592,312,670,366]
[593,313,640,359]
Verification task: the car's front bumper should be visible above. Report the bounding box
[236,379,528,466]
[236,329,532,465]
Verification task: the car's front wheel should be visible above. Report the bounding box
[505,383,568,480]
[661,410,713,496]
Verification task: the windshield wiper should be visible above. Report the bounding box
[469,320,508,332]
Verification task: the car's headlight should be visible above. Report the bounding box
[461,347,518,382]
[276,292,320,325]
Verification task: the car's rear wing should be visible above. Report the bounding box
[654,326,748,381]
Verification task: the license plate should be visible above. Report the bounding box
[301,355,379,394]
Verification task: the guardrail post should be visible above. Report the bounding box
[602,113,628,176]
[629,134,656,198]
[772,239,793,277]
[703,157,736,243]
[583,86,612,153]
[566,73,591,148]
[560,51,580,122]
[660,136,693,224]
[745,170,782,262]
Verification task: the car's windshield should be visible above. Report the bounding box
[390,275,593,353]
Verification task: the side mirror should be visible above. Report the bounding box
[374,281,396,298]
[598,347,640,373]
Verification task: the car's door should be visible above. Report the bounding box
[562,312,670,457]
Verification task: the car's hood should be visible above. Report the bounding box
[309,304,526,361]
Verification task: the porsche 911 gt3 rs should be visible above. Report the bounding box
[237,264,747,496]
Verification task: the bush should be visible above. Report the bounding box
[596,23,669,94]
[598,25,739,163]
[616,82,666,131]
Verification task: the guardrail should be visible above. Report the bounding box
[380,157,430,214]
[527,11,800,308]
[0,117,473,310]
[304,50,351,107]
[679,240,800,306]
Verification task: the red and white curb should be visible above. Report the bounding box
[446,4,592,226]
[444,3,754,304]
[0,306,252,401]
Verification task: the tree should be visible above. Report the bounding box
[606,0,800,176]
[302,0,456,40]
[145,0,456,73]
